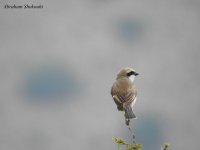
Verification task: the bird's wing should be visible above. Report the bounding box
[125,90,137,105]
[111,79,137,104]
[111,83,121,104]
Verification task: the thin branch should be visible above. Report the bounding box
[127,123,136,144]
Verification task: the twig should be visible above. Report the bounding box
[127,123,136,144]
[118,143,120,150]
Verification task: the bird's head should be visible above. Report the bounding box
[117,67,139,82]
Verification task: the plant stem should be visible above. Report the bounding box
[128,125,136,144]
[118,143,120,150]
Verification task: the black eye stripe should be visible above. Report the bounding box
[127,71,135,76]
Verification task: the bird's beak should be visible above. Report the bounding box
[134,72,139,76]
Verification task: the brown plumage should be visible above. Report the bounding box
[111,67,138,125]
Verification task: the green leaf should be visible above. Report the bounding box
[126,143,142,150]
[112,137,126,145]
[112,137,142,150]
[162,143,170,150]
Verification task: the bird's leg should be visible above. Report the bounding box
[125,118,130,126]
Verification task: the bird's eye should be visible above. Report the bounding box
[127,71,135,77]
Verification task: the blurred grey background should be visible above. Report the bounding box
[0,0,200,150]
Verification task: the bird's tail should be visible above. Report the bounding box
[124,105,136,125]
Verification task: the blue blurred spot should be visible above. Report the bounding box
[25,67,78,102]
[134,116,163,150]
[117,18,144,42]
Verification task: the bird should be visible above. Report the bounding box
[111,67,139,126]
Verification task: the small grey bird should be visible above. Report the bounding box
[111,67,139,125]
